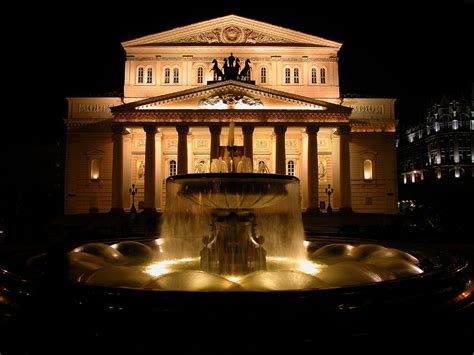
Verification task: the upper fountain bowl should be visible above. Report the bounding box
[170,173,298,210]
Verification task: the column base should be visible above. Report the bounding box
[305,207,322,215]
[143,208,158,215]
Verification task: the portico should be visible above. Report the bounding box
[64,15,398,215]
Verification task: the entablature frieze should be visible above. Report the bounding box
[112,110,350,125]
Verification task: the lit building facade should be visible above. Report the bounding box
[398,95,474,188]
[65,15,398,215]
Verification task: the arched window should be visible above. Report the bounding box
[320,68,326,84]
[293,68,299,84]
[363,159,373,180]
[90,159,100,181]
[137,67,144,84]
[287,161,295,176]
[260,67,267,84]
[285,68,291,84]
[169,160,177,176]
[164,67,170,84]
[311,67,317,84]
[146,67,153,84]
[197,67,204,84]
[173,68,180,83]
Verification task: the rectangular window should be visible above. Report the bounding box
[311,68,317,84]
[285,68,291,84]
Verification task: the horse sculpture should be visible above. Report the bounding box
[211,59,224,81]
[238,59,251,80]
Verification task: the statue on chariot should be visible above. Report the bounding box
[211,53,252,82]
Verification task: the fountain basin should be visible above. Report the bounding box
[172,173,295,209]
[0,237,472,353]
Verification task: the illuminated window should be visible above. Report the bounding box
[403,175,407,184]
[293,68,299,84]
[436,168,442,179]
[91,159,100,181]
[287,160,295,176]
[470,120,474,130]
[434,122,440,132]
[197,67,204,84]
[260,67,267,84]
[452,120,458,130]
[363,159,373,180]
[285,68,291,84]
[146,67,153,84]
[311,68,317,84]
[137,67,144,84]
[169,160,177,176]
[320,68,326,84]
[164,68,170,84]
[173,68,180,83]
[454,166,461,178]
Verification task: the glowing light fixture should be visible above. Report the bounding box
[363,159,373,180]
[91,159,100,181]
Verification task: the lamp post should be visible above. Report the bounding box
[325,184,334,214]
[129,184,138,219]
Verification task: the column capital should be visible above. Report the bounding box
[274,125,287,135]
[337,125,351,135]
[241,125,255,135]
[143,125,158,134]
[111,125,127,135]
[176,125,189,135]
[305,125,320,135]
[209,125,222,135]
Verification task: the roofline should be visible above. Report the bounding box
[122,14,342,49]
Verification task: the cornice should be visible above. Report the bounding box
[113,80,351,114]
[112,109,350,125]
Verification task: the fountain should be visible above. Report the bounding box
[1,123,473,351]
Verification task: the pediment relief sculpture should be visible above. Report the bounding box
[177,26,289,44]
[200,93,263,108]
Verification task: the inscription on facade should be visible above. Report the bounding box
[78,104,112,113]
[349,105,384,115]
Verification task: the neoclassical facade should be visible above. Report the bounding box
[65,15,398,215]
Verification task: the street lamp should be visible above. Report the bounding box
[129,184,138,219]
[325,184,334,214]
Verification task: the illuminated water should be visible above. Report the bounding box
[67,174,422,291]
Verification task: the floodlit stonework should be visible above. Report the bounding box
[65,15,398,214]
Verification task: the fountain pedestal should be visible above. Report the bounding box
[200,211,266,275]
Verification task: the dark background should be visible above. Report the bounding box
[1,3,473,233]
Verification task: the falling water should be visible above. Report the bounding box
[254,181,305,259]
[159,174,305,263]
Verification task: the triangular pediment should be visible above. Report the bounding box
[122,15,341,48]
[112,81,351,114]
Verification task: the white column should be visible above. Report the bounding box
[144,126,157,212]
[177,125,189,174]
[339,125,352,213]
[111,126,126,212]
[275,126,287,174]
[306,125,320,212]
[209,126,222,160]
[123,133,132,210]
[155,132,162,210]
[242,125,254,161]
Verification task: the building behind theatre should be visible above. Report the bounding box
[65,15,398,215]
[397,90,474,206]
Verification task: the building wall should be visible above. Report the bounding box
[124,46,340,99]
[350,133,398,214]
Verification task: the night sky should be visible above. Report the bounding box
[2,3,473,200]
[15,3,474,139]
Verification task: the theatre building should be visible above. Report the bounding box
[65,15,398,215]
